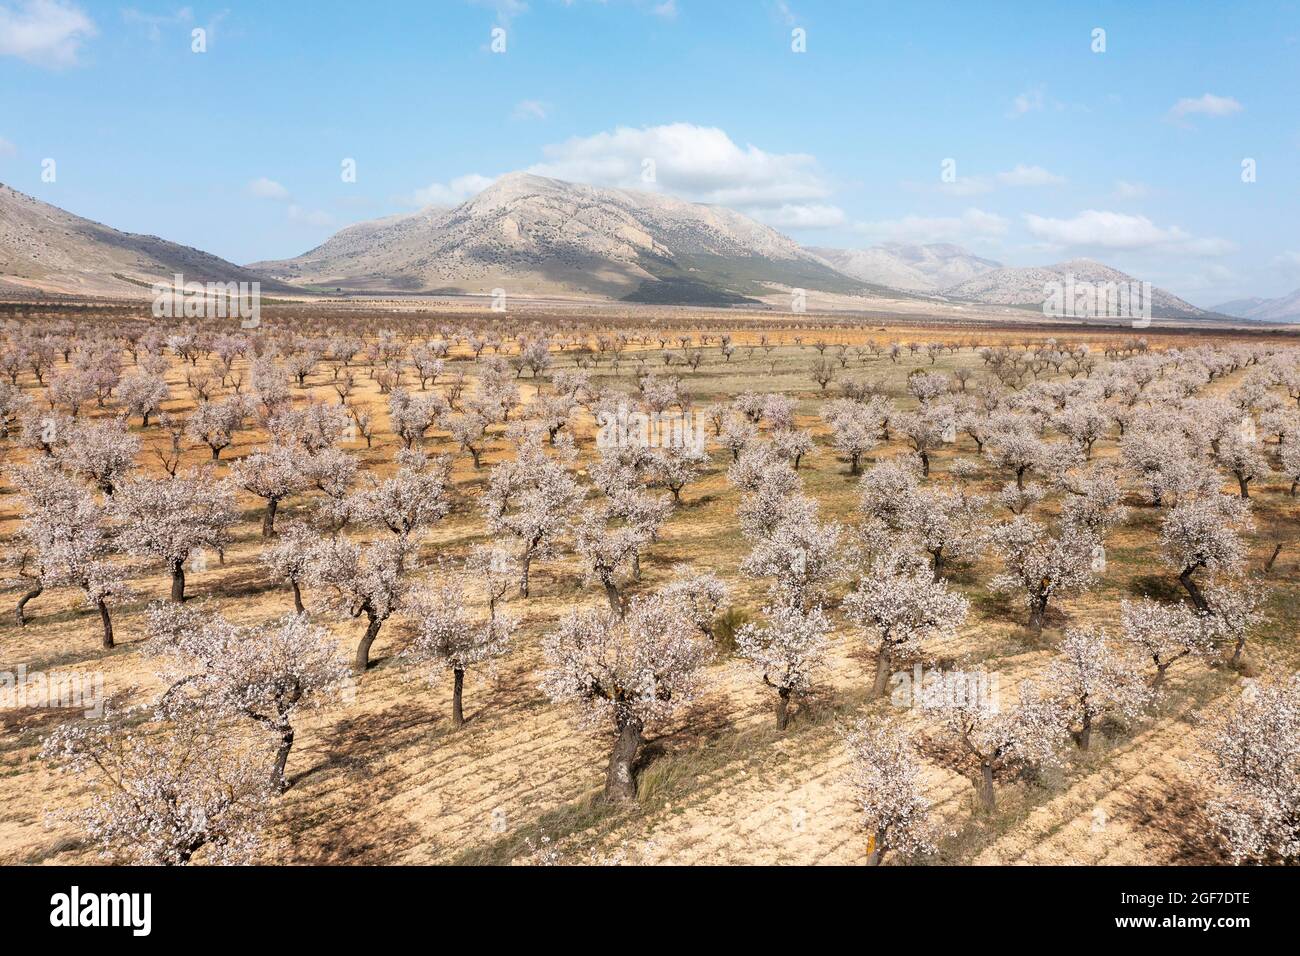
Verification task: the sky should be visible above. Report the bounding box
[1,0,1298,306]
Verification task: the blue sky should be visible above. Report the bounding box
[1,0,1297,305]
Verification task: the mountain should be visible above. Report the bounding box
[808,242,1001,292]
[1211,289,1300,323]
[250,172,886,304]
[0,183,297,299]
[943,258,1207,319]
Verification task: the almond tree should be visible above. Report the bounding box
[1040,628,1151,749]
[482,434,582,596]
[821,399,878,475]
[308,534,413,672]
[844,717,937,864]
[1214,433,1270,499]
[573,506,647,616]
[1200,674,1300,863]
[117,370,170,426]
[1201,578,1267,666]
[658,569,729,640]
[540,589,712,802]
[54,418,140,494]
[740,509,847,610]
[259,520,317,613]
[1119,597,1213,687]
[844,553,969,696]
[144,603,351,790]
[941,691,1066,811]
[735,597,831,729]
[230,443,308,537]
[42,705,273,864]
[402,569,517,730]
[984,415,1044,490]
[12,463,129,645]
[353,448,450,539]
[990,516,1098,635]
[1158,492,1253,612]
[113,469,238,601]
[186,395,250,461]
[649,442,709,503]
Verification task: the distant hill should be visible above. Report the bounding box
[808,242,1001,292]
[1212,289,1300,323]
[943,258,1208,319]
[0,183,297,299]
[250,172,891,304]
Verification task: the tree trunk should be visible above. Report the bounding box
[291,579,305,615]
[96,597,114,649]
[170,561,186,602]
[262,498,279,537]
[272,726,294,792]
[631,550,642,582]
[976,762,996,811]
[1179,567,1209,613]
[603,579,623,617]
[1028,596,1047,635]
[354,614,382,672]
[605,715,644,803]
[1074,711,1092,750]
[931,548,944,581]
[519,547,532,598]
[865,832,886,866]
[776,686,791,730]
[872,645,893,697]
[451,668,465,730]
[15,583,41,626]
[919,451,930,477]
[1238,477,1250,499]
[1263,542,1282,574]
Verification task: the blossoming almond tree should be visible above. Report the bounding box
[941,691,1067,811]
[843,553,969,697]
[308,534,414,672]
[736,597,831,729]
[1158,492,1253,612]
[1040,628,1151,749]
[1119,597,1214,688]
[230,442,308,537]
[42,705,274,865]
[844,717,937,864]
[113,468,238,602]
[403,569,517,730]
[144,603,352,790]
[990,515,1098,635]
[541,589,712,802]
[1200,674,1300,863]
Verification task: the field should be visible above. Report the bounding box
[1,302,1297,866]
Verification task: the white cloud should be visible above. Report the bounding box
[1274,251,1300,275]
[0,0,96,67]
[1009,88,1044,116]
[996,164,1065,187]
[248,177,290,201]
[410,173,497,207]
[651,0,677,18]
[0,136,16,157]
[752,204,846,230]
[1023,209,1233,256]
[528,122,831,209]
[908,163,1063,196]
[121,6,193,43]
[853,208,1008,243]
[1169,93,1243,120]
[288,205,334,228]
[471,0,527,26]
[512,99,550,120]
[1113,179,1148,200]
